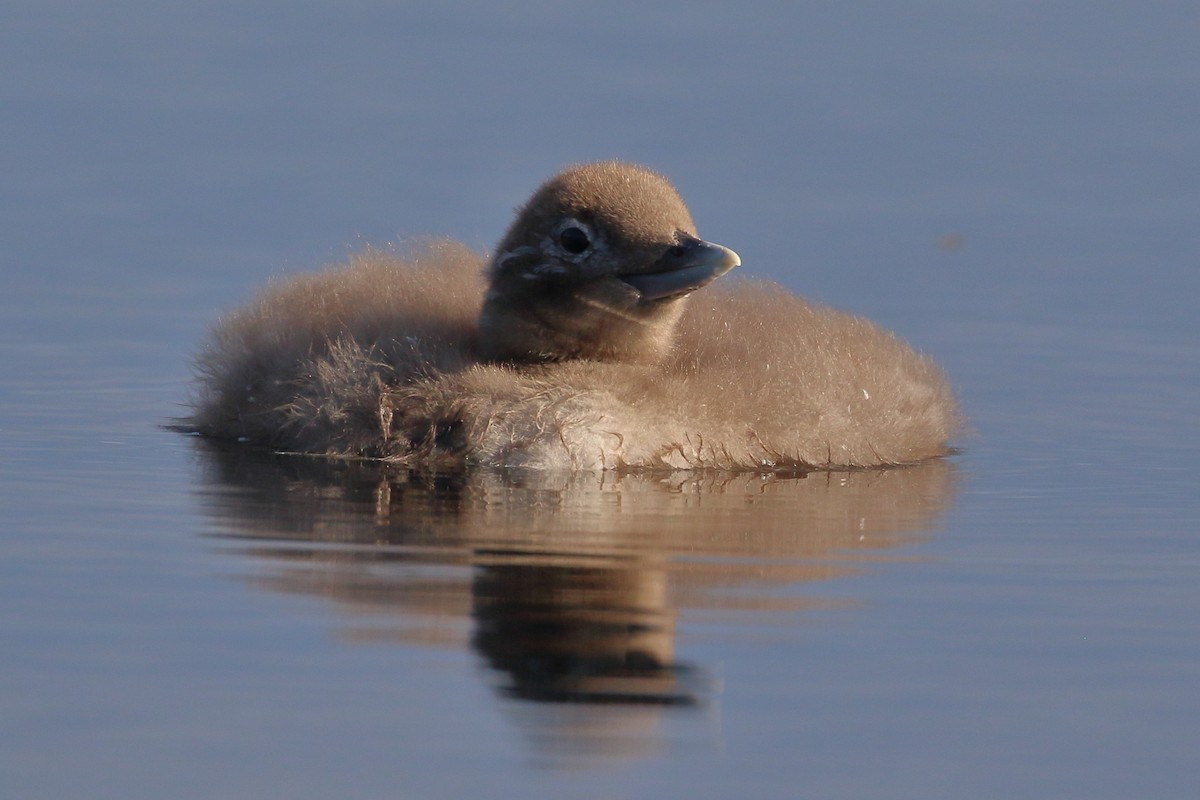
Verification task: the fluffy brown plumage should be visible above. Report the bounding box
[185,162,959,470]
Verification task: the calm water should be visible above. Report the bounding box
[3,3,1198,798]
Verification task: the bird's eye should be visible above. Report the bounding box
[558,226,590,255]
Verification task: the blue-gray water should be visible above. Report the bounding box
[2,3,1197,798]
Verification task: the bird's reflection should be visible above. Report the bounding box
[189,441,957,756]
[473,558,694,705]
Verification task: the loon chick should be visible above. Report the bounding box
[186,161,959,470]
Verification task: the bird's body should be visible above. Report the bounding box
[186,163,959,470]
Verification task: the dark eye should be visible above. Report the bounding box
[558,226,590,254]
